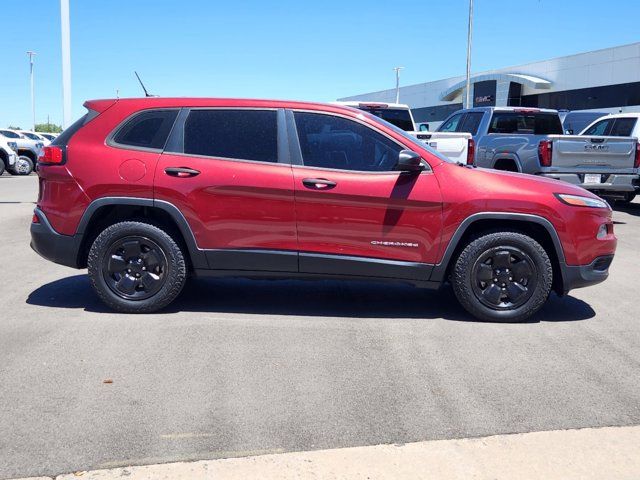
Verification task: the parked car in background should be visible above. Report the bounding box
[19,130,51,146]
[438,107,639,201]
[560,110,610,135]
[0,129,42,175]
[335,101,474,164]
[31,97,617,322]
[36,132,58,142]
[0,137,19,175]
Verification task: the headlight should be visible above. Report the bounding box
[7,141,18,152]
[555,193,609,209]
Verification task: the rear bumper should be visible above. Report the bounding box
[30,208,82,268]
[538,173,638,192]
[560,255,613,294]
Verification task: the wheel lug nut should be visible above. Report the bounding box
[493,278,498,282]
[509,277,513,281]
[142,267,146,271]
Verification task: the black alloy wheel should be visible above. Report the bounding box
[102,236,168,300]
[471,246,537,310]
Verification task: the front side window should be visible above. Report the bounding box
[458,112,484,135]
[356,107,414,132]
[183,110,278,163]
[113,109,178,149]
[609,118,637,137]
[583,119,612,136]
[23,132,41,140]
[438,113,464,132]
[294,112,402,172]
[0,130,21,139]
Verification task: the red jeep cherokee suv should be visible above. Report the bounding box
[31,98,616,322]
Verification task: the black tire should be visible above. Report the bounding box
[617,192,636,205]
[451,232,552,322]
[0,160,5,176]
[11,156,34,175]
[87,221,187,313]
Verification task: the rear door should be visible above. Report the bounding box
[154,108,298,272]
[288,110,442,281]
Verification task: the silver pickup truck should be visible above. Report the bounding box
[437,107,639,201]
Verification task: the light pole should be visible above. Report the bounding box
[27,51,36,131]
[60,0,72,128]
[465,0,474,108]
[393,66,404,104]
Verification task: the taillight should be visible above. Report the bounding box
[32,213,40,224]
[39,146,64,165]
[538,140,552,167]
[467,138,475,165]
[635,141,640,168]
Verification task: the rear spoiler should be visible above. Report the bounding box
[83,98,118,113]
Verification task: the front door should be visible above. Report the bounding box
[154,108,298,272]
[289,111,442,280]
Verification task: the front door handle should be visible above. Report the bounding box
[165,167,201,178]
[302,178,337,190]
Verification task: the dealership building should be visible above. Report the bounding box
[339,42,640,129]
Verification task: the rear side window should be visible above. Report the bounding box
[112,109,178,150]
[356,108,414,132]
[458,112,484,135]
[183,110,278,163]
[609,118,637,137]
[488,112,563,135]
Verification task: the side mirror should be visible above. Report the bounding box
[396,150,424,173]
[419,124,429,131]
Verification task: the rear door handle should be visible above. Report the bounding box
[302,178,337,189]
[164,167,200,178]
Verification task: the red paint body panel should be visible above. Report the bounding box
[35,97,616,271]
[155,154,297,251]
[292,166,442,263]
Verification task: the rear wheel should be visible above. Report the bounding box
[452,232,552,322]
[87,221,187,313]
[0,159,4,176]
[10,156,34,175]
[617,192,636,205]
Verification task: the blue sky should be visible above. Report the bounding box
[1,0,638,129]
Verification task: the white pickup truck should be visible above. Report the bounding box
[334,101,473,164]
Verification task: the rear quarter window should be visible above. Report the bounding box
[111,109,179,150]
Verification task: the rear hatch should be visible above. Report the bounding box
[547,135,637,171]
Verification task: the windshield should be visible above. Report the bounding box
[359,111,454,164]
[355,107,415,132]
[0,130,21,139]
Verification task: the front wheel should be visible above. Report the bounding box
[87,221,187,313]
[451,232,553,322]
[10,156,34,175]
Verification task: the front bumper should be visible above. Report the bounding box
[539,173,637,193]
[30,208,82,268]
[560,255,614,294]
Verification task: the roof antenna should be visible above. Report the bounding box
[134,71,157,97]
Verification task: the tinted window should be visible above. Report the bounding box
[488,112,563,135]
[562,112,608,134]
[583,119,612,136]
[294,112,403,172]
[610,118,637,137]
[113,109,178,149]
[23,132,41,140]
[459,112,484,135]
[184,110,278,162]
[438,113,464,132]
[355,107,414,131]
[0,130,21,139]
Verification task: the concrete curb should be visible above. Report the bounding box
[9,424,640,480]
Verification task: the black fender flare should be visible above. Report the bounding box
[76,197,209,269]
[430,212,567,283]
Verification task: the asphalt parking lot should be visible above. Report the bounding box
[1,174,639,479]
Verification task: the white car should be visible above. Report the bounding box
[18,130,51,146]
[333,101,473,165]
[36,132,58,142]
[0,137,19,175]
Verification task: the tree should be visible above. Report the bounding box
[35,123,63,133]
[7,125,21,130]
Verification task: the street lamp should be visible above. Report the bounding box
[393,66,404,104]
[27,51,36,131]
[465,0,474,109]
[60,0,72,128]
